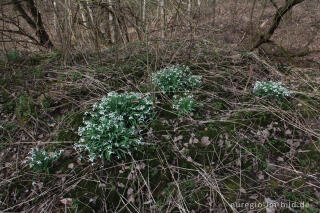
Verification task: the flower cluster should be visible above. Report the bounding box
[24,147,64,173]
[173,94,199,115]
[151,65,202,94]
[75,92,154,163]
[253,81,291,98]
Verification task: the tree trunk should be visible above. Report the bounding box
[12,0,53,48]
[141,0,146,23]
[187,0,191,19]
[104,0,112,44]
[160,0,165,38]
[212,0,216,25]
[251,0,305,50]
[112,0,121,43]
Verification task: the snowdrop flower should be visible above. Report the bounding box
[75,91,154,163]
[253,81,291,98]
[152,65,202,94]
[24,147,64,172]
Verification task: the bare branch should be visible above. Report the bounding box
[251,0,305,50]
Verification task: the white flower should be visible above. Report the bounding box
[253,81,291,98]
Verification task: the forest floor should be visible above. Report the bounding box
[0,38,320,212]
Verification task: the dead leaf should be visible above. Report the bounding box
[240,187,246,193]
[173,135,183,142]
[136,163,146,170]
[162,135,170,140]
[99,183,106,188]
[187,156,193,162]
[143,200,152,205]
[249,194,258,199]
[277,157,284,162]
[201,136,210,146]
[64,149,72,157]
[258,173,264,180]
[117,183,125,188]
[285,129,292,135]
[60,198,72,206]
[262,129,270,138]
[127,187,134,196]
[265,198,277,213]
[128,196,135,203]
[68,163,74,169]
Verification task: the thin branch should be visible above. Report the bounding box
[269,0,279,9]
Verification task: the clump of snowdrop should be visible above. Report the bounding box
[152,65,202,94]
[253,81,291,98]
[24,147,64,173]
[173,94,199,115]
[75,92,154,163]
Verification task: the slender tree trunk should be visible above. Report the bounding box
[160,0,165,38]
[104,0,112,44]
[212,0,216,25]
[113,0,121,43]
[248,0,257,43]
[108,0,116,43]
[53,0,58,33]
[79,2,89,28]
[63,0,73,64]
[187,0,192,19]
[141,0,146,23]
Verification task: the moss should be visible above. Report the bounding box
[233,110,278,127]
[0,122,18,149]
[28,66,44,78]
[68,112,84,129]
[53,157,75,173]
[15,94,35,124]
[157,103,177,119]
[70,71,82,81]
[292,178,305,189]
[67,179,104,212]
[6,50,21,63]
[223,178,241,201]
[47,51,63,63]
[295,95,320,119]
[56,130,79,142]
[180,179,208,208]
[212,101,225,111]
[269,180,279,189]
[296,143,320,172]
[28,53,46,66]
[268,139,290,156]
[3,99,15,114]
[39,93,54,109]
[95,66,109,73]
[198,124,218,139]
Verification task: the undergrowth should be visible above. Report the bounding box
[0,40,319,212]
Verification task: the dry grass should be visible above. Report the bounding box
[0,36,319,212]
[1,0,320,212]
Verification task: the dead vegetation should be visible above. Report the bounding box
[0,0,320,212]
